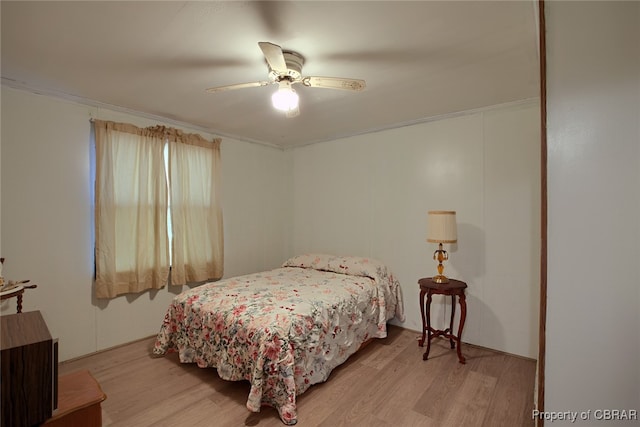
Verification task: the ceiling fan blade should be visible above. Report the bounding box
[205,81,271,93]
[258,42,288,74]
[302,76,366,91]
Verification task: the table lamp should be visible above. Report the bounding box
[427,210,457,283]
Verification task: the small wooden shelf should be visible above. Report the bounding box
[43,370,106,427]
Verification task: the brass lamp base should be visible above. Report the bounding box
[431,243,450,284]
[431,275,450,284]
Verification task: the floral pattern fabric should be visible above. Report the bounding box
[153,255,403,425]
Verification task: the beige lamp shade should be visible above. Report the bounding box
[427,211,457,243]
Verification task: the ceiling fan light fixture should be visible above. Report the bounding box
[271,80,299,112]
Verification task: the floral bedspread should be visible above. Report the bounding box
[153,254,404,425]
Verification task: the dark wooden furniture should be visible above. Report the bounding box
[418,278,468,364]
[44,370,106,427]
[1,311,57,427]
[0,284,37,313]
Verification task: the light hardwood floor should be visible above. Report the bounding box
[58,325,536,427]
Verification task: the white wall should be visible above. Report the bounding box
[0,86,290,361]
[546,1,640,423]
[290,101,540,358]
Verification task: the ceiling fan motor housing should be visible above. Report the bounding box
[269,51,305,82]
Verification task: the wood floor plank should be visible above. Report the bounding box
[391,409,439,427]
[104,382,217,427]
[481,355,537,427]
[56,326,536,426]
[412,340,471,421]
[362,335,454,424]
[467,346,510,379]
[295,360,380,425]
[440,370,498,427]
[357,325,413,370]
[318,361,406,425]
[373,358,441,424]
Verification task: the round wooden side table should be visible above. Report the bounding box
[418,278,467,364]
[0,284,37,313]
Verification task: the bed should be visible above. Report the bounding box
[153,254,405,425]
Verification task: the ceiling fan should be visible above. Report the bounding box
[205,42,366,117]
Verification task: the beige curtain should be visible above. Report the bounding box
[94,120,170,298]
[167,129,224,285]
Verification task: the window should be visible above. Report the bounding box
[93,120,223,299]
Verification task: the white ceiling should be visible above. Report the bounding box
[1,1,539,148]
